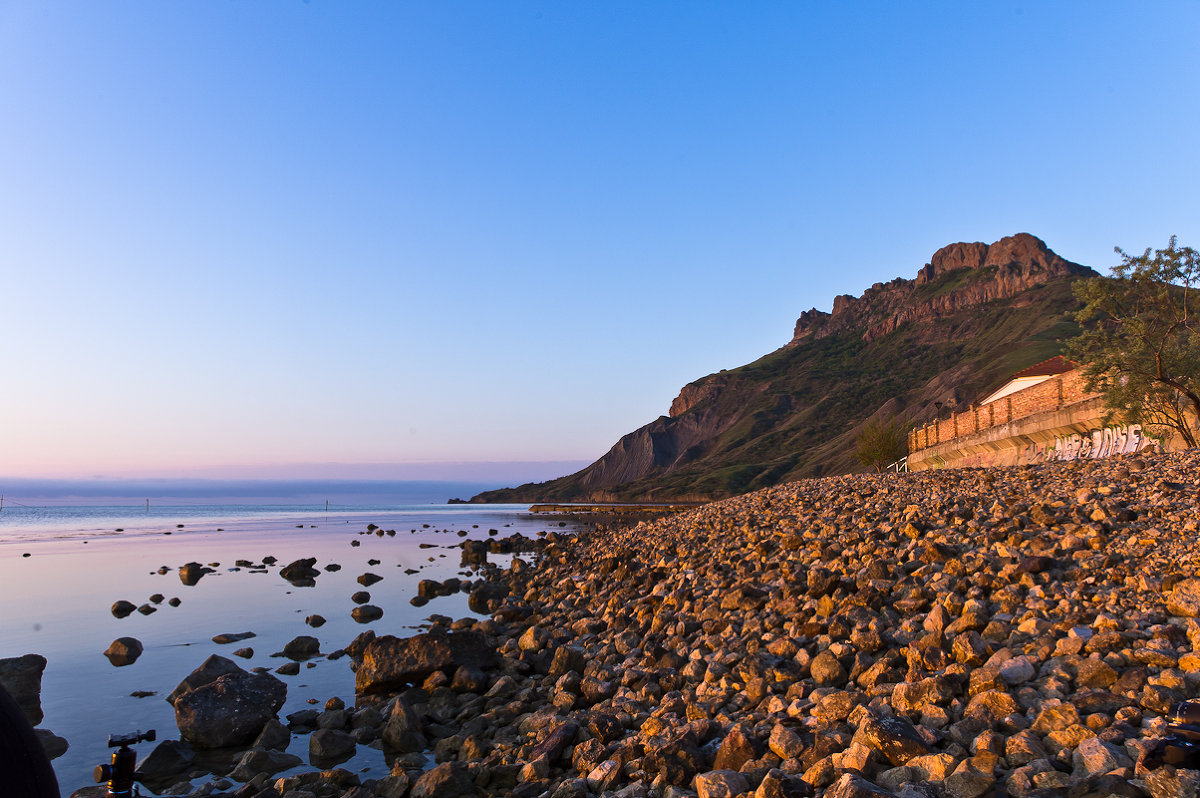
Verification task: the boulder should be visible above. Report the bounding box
[104,637,144,667]
[229,746,302,781]
[111,600,137,618]
[309,728,356,763]
[352,605,384,623]
[34,728,69,760]
[467,581,509,614]
[411,762,476,798]
[172,666,286,748]
[381,696,427,752]
[355,630,498,694]
[282,635,321,660]
[460,540,489,564]
[279,557,320,586]
[357,572,383,586]
[135,739,195,782]
[0,654,47,724]
[212,632,255,645]
[166,654,243,705]
[178,562,212,586]
[252,718,292,750]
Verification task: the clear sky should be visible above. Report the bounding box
[1,2,1196,479]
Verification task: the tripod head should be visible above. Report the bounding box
[93,729,155,798]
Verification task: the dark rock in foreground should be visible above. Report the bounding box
[173,666,286,748]
[0,653,46,725]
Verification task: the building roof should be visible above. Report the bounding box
[1009,355,1076,380]
[976,356,1079,407]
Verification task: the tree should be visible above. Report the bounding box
[1065,236,1200,448]
[855,416,909,472]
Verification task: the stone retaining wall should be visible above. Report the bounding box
[908,370,1095,453]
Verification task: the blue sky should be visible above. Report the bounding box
[1,2,1196,478]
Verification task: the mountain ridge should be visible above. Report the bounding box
[474,233,1098,503]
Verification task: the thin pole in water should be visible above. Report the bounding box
[146,499,149,513]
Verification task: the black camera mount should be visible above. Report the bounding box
[93,729,155,798]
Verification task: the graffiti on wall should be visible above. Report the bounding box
[1021,424,1155,463]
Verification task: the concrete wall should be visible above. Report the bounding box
[906,368,1177,470]
[908,370,1095,453]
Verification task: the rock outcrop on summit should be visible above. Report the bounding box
[475,234,1098,503]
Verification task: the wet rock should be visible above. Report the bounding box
[381,695,427,752]
[111,600,137,618]
[357,572,383,586]
[104,637,144,667]
[468,581,509,613]
[135,739,195,782]
[34,728,68,760]
[0,653,47,724]
[178,562,213,586]
[229,746,302,781]
[252,717,291,750]
[279,557,320,586]
[309,728,356,761]
[171,662,286,748]
[282,635,320,660]
[352,604,383,623]
[212,631,255,644]
[305,614,326,628]
[166,654,243,704]
[461,540,489,564]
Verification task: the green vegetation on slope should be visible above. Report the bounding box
[476,279,1084,503]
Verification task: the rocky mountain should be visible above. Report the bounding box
[474,233,1098,503]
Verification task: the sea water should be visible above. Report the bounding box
[0,480,574,794]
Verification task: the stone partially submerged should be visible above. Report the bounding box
[0,653,47,725]
[354,630,498,694]
[169,656,286,748]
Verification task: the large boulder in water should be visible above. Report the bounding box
[173,668,287,749]
[279,557,320,587]
[355,631,498,695]
[166,654,243,705]
[179,562,213,586]
[0,654,47,725]
[104,637,144,667]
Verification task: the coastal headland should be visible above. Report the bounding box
[43,449,1200,797]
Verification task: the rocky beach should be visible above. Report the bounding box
[7,450,1196,797]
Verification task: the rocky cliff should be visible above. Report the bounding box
[791,233,1094,343]
[474,233,1098,503]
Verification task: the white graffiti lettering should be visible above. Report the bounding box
[1039,424,1153,462]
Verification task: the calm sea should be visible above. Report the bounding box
[0,478,503,540]
[0,479,571,795]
